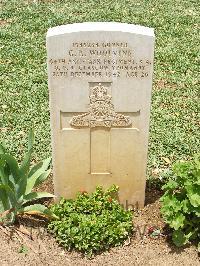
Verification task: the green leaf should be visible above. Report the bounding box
[19,149,33,178]
[26,158,51,194]
[186,185,200,208]
[23,191,55,203]
[181,199,190,213]
[28,157,51,178]
[172,229,193,247]
[162,179,178,191]
[0,154,20,183]
[18,204,57,219]
[26,169,49,194]
[34,169,51,188]
[0,184,16,208]
[0,187,10,212]
[28,162,42,178]
[189,193,200,208]
[16,176,27,201]
[173,161,194,182]
[170,213,185,230]
[0,159,8,185]
[7,175,16,191]
[160,194,182,213]
[28,129,34,151]
[172,230,187,247]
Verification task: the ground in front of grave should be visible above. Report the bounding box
[0,177,199,266]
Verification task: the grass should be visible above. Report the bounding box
[1,0,199,178]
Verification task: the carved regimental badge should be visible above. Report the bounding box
[70,83,132,128]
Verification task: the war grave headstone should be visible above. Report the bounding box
[47,22,155,208]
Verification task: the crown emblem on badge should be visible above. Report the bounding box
[70,83,132,128]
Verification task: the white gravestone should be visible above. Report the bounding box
[47,22,155,208]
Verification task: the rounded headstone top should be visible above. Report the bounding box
[47,22,154,38]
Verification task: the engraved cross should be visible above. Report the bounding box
[61,83,139,175]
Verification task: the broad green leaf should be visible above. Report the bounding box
[173,161,193,180]
[40,157,51,171]
[26,158,51,194]
[0,154,20,183]
[18,204,57,219]
[172,230,187,247]
[186,185,200,208]
[19,149,33,177]
[0,184,16,208]
[8,174,17,191]
[160,194,182,213]
[188,193,200,208]
[26,170,49,194]
[161,204,174,217]
[26,174,41,195]
[16,176,27,200]
[34,169,51,188]
[0,159,8,185]
[162,179,178,191]
[23,191,55,203]
[181,199,190,213]
[28,129,34,151]
[28,157,51,179]
[0,187,10,212]
[170,213,185,230]
[28,161,43,178]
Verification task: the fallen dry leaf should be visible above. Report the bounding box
[162,157,171,165]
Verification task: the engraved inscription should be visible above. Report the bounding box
[70,83,132,128]
[49,41,152,79]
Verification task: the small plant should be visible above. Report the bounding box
[160,154,200,247]
[0,130,55,224]
[147,226,162,238]
[48,185,133,257]
[18,245,28,254]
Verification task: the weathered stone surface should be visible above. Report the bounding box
[47,22,155,208]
